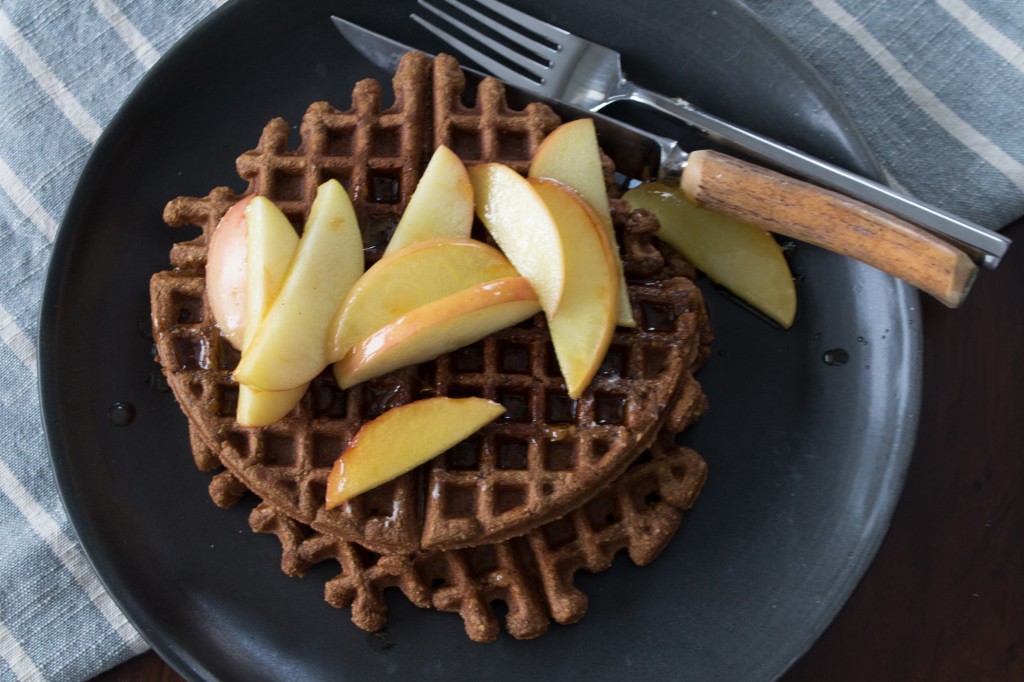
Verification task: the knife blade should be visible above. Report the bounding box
[331,16,981,307]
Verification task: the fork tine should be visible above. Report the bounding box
[474,0,569,44]
[411,11,545,87]
[435,0,556,59]
[415,0,549,79]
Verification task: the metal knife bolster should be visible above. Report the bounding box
[332,16,1009,268]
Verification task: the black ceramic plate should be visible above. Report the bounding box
[39,1,921,680]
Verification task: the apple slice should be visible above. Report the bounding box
[622,182,797,328]
[242,196,300,333]
[234,179,364,391]
[467,163,566,317]
[327,237,518,362]
[530,179,618,398]
[235,383,308,426]
[335,277,541,389]
[237,197,307,426]
[384,145,474,255]
[529,119,635,327]
[325,397,505,507]
[206,195,254,351]
[205,196,308,425]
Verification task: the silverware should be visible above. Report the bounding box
[332,16,978,307]
[410,0,1010,271]
[331,18,690,180]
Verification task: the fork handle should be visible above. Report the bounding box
[682,149,976,308]
[614,83,1009,269]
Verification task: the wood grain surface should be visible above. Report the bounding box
[94,219,1024,682]
[682,150,978,308]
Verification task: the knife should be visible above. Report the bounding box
[331,16,983,308]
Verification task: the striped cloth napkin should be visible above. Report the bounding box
[0,1,1020,680]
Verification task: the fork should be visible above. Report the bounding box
[411,0,1009,270]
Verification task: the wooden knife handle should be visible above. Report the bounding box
[681,149,976,308]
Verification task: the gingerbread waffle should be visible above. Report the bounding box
[188,371,708,642]
[151,52,711,555]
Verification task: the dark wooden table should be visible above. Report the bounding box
[95,219,1024,682]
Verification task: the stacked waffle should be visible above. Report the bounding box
[150,52,712,641]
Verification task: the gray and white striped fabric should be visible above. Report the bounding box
[0,1,1020,680]
[745,0,1024,229]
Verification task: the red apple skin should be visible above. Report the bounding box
[205,196,255,350]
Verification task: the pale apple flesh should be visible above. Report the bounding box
[528,119,635,327]
[236,384,307,426]
[335,277,541,389]
[234,179,365,391]
[242,196,300,330]
[325,397,505,508]
[327,237,518,363]
[384,145,474,255]
[205,195,254,351]
[468,163,566,318]
[622,182,797,328]
[237,196,307,426]
[530,179,618,398]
